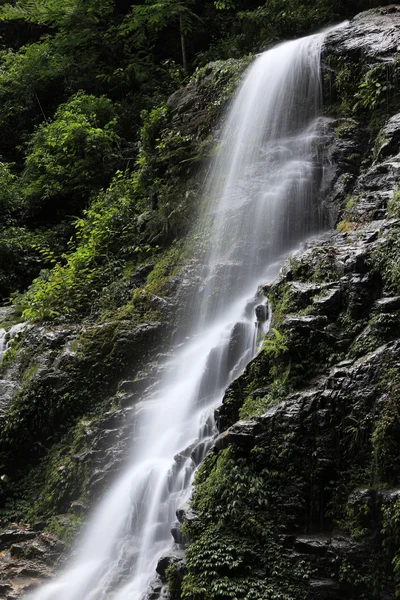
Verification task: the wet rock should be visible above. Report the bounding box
[0,529,36,549]
[0,380,18,419]
[374,296,400,313]
[226,321,249,373]
[294,536,330,556]
[70,501,90,515]
[309,578,342,600]
[119,377,152,395]
[0,583,13,595]
[3,9,400,599]
[374,113,400,161]
[0,527,65,598]
[156,551,185,579]
[255,304,269,323]
[283,314,327,328]
[214,419,259,451]
[167,58,249,137]
[176,503,197,525]
[313,288,342,314]
[170,520,184,545]
[143,576,169,600]
[324,6,400,64]
[130,263,155,287]
[289,281,330,302]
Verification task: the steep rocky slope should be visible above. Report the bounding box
[174,7,400,600]
[1,6,400,600]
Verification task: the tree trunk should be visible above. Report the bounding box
[179,15,188,76]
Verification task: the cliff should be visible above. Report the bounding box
[1,6,400,600]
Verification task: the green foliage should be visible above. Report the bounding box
[0,0,114,29]
[263,328,288,357]
[214,0,236,9]
[22,92,120,221]
[121,0,202,46]
[239,370,290,419]
[0,161,23,224]
[183,447,311,600]
[327,55,400,122]
[354,61,400,113]
[334,118,359,140]
[0,337,22,370]
[166,562,185,599]
[22,170,142,320]
[0,225,65,300]
[232,0,375,55]
[0,41,67,160]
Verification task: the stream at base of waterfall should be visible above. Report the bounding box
[28,25,344,600]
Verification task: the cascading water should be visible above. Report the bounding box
[0,323,26,365]
[0,328,6,364]
[28,27,337,600]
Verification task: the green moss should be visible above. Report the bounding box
[336,220,355,233]
[46,513,84,545]
[285,248,337,284]
[239,371,290,419]
[0,416,94,525]
[145,242,186,296]
[334,118,359,139]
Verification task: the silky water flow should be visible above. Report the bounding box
[28,26,339,600]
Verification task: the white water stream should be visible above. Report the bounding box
[0,322,26,364]
[0,328,6,364]
[29,27,338,600]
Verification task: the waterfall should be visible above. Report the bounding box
[0,328,6,364]
[28,27,336,600]
[0,323,26,365]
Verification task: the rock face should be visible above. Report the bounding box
[325,4,400,62]
[0,524,65,599]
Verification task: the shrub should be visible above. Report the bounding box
[22,92,121,222]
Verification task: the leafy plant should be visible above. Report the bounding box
[22,91,120,221]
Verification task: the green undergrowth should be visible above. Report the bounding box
[180,447,312,600]
[325,54,400,128]
[0,419,91,527]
